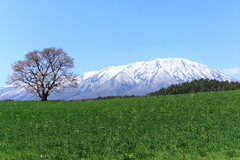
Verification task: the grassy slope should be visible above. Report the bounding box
[1,90,240,159]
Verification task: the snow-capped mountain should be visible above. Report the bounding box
[0,58,238,100]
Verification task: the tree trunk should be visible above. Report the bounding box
[41,92,48,101]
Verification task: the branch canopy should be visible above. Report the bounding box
[7,47,78,101]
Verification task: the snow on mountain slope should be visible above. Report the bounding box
[0,58,238,100]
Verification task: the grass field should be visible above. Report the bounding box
[1,90,240,159]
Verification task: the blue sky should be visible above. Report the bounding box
[1,0,240,87]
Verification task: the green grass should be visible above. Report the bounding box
[1,90,240,159]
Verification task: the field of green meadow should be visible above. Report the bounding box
[1,90,240,159]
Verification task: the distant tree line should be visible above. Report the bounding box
[1,95,142,102]
[147,78,240,96]
[70,95,141,102]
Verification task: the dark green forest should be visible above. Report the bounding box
[148,78,240,96]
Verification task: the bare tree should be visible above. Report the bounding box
[7,47,78,101]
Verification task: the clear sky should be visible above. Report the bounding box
[1,0,240,87]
